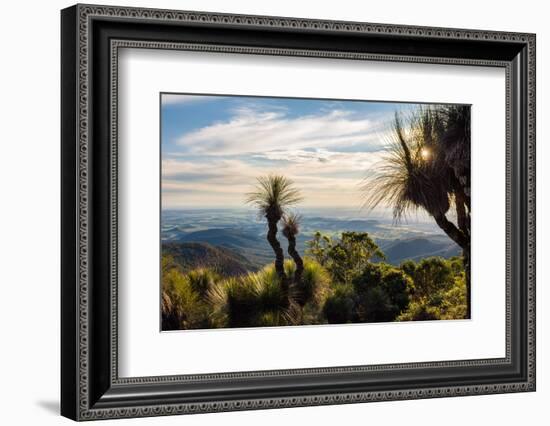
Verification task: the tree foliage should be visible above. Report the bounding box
[306,231,385,285]
[352,263,412,322]
[323,284,355,324]
[398,256,467,321]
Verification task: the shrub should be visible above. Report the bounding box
[161,269,208,330]
[208,263,297,328]
[353,263,412,322]
[323,284,355,324]
[187,268,220,298]
[438,274,468,320]
[208,276,260,328]
[398,259,467,321]
[397,301,440,321]
[403,257,454,300]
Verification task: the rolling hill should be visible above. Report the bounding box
[175,228,275,268]
[380,237,461,264]
[162,241,256,276]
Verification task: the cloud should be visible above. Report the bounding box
[162,102,398,208]
[161,148,388,209]
[252,148,386,171]
[176,107,387,155]
[253,149,331,163]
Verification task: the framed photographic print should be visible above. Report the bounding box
[61,4,536,421]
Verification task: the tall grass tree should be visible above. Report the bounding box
[246,175,303,300]
[363,106,471,317]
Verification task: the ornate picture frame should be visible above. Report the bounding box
[61,4,535,421]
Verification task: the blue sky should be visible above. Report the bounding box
[161,93,419,211]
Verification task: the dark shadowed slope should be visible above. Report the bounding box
[162,241,257,276]
[176,228,274,267]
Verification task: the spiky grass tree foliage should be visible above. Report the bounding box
[161,291,181,330]
[186,268,220,298]
[208,263,299,328]
[363,106,471,317]
[208,276,262,328]
[284,258,331,310]
[246,175,303,299]
[208,259,330,328]
[161,269,207,330]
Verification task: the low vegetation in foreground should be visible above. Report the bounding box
[161,231,467,330]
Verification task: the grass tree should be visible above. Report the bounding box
[282,213,305,300]
[362,106,471,317]
[246,175,303,299]
[436,106,471,315]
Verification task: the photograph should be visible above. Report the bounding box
[160,94,471,331]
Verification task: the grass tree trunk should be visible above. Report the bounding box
[454,189,471,319]
[286,233,304,305]
[433,213,468,249]
[266,216,289,300]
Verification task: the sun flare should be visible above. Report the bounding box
[420,147,431,160]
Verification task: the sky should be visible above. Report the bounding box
[161,93,419,213]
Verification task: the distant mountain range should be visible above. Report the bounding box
[161,209,461,273]
[380,237,460,264]
[162,227,461,274]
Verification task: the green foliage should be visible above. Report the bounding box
[440,275,468,319]
[323,284,355,324]
[186,268,220,298]
[400,259,416,278]
[286,258,330,308]
[306,231,332,265]
[306,231,385,285]
[352,263,412,322]
[162,254,180,274]
[207,259,330,328]
[447,256,464,275]
[398,257,467,321]
[161,267,209,330]
[162,244,468,329]
[404,257,454,300]
[208,275,268,328]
